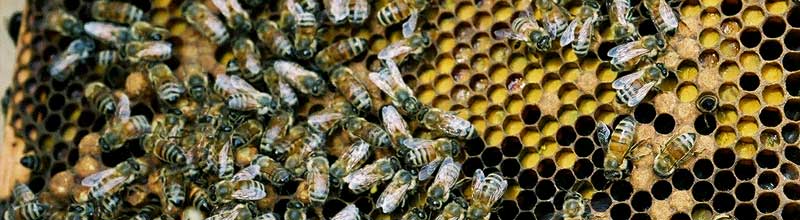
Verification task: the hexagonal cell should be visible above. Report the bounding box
[672,169,695,190]
[714,170,737,191]
[762,85,785,106]
[487,105,506,126]
[576,95,598,115]
[504,94,524,115]
[720,18,742,36]
[787,30,800,51]
[692,181,714,202]
[610,203,632,220]
[735,137,758,159]
[695,113,718,135]
[783,123,799,144]
[739,72,760,92]
[521,126,541,149]
[720,38,740,58]
[572,158,593,179]
[500,159,521,177]
[757,192,780,213]
[555,126,577,146]
[719,61,741,82]
[677,82,699,102]
[759,40,783,60]
[789,6,800,27]
[535,179,556,200]
[700,28,721,48]
[759,107,783,127]
[490,43,511,63]
[553,169,575,190]
[488,84,509,104]
[740,51,762,72]
[743,6,766,26]
[557,105,579,125]
[538,115,560,137]
[519,169,538,189]
[654,114,676,134]
[757,171,780,190]
[735,159,758,180]
[760,129,782,149]
[699,49,720,68]
[738,94,761,115]
[784,53,800,72]
[712,192,736,212]
[734,203,758,220]
[735,181,756,201]
[484,125,504,146]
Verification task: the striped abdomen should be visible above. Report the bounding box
[293,13,318,59]
[91,1,143,24]
[330,67,372,112]
[377,2,411,26]
[607,117,637,166]
[153,140,187,165]
[405,146,439,168]
[165,182,186,206]
[157,82,185,103]
[256,20,293,58]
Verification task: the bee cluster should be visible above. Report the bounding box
[5,0,800,219]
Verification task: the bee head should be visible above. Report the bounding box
[304,78,326,96]
[275,170,293,186]
[98,134,116,152]
[531,31,552,51]
[427,190,445,209]
[655,63,669,77]
[295,49,314,60]
[288,200,305,209]
[19,155,36,169]
[65,19,84,36]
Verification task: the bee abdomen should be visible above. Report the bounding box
[19,154,49,173]
[166,183,186,206]
[14,203,48,220]
[157,83,185,103]
[377,3,409,26]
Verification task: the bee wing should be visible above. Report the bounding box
[378,42,414,60]
[612,0,631,24]
[378,175,412,213]
[399,137,433,150]
[344,165,380,188]
[472,169,485,193]
[402,11,419,39]
[232,164,260,181]
[493,29,528,41]
[611,69,644,90]
[345,140,370,170]
[93,176,126,197]
[233,187,267,200]
[560,19,578,46]
[330,0,350,21]
[384,59,405,86]
[624,81,656,107]
[286,0,305,15]
[230,75,259,94]
[219,142,231,177]
[81,168,116,187]
[333,204,360,219]
[369,71,395,98]
[418,157,443,181]
[308,112,344,126]
[610,47,648,65]
[116,93,131,122]
[431,156,458,182]
[658,0,679,31]
[607,40,637,58]
[381,105,410,138]
[596,122,611,148]
[211,0,232,18]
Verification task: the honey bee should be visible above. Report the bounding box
[264,123,307,160]
[607,35,665,71]
[314,37,368,72]
[545,181,591,220]
[235,154,293,186]
[596,116,643,181]
[612,62,669,107]
[99,194,122,219]
[3,202,49,220]
[210,179,267,202]
[91,1,144,24]
[643,0,679,35]
[49,38,94,81]
[349,0,370,25]
[377,0,428,37]
[416,106,477,140]
[653,132,698,177]
[377,169,418,213]
[426,157,461,209]
[494,11,551,53]
[607,0,637,42]
[560,0,601,57]
[436,197,468,220]
[181,63,209,103]
[343,157,401,194]
[696,93,719,113]
[381,105,411,146]
[403,207,428,220]
[284,128,327,176]
[211,0,253,31]
[81,157,149,200]
[144,134,189,165]
[401,138,459,179]
[263,67,299,109]
[214,141,236,179]
[466,170,508,220]
[99,94,152,152]
[536,0,571,38]
[182,2,230,44]
[332,204,363,220]
[342,116,393,149]
[272,60,327,96]
[713,214,737,220]
[306,155,330,204]
[45,8,83,36]
[207,203,255,220]
[329,66,372,112]
[19,154,49,173]
[95,50,118,72]
[378,32,432,64]
[255,19,294,58]
[230,119,264,148]
[231,37,263,85]
[83,21,131,47]
[369,60,421,116]
[187,183,212,213]
[130,21,170,41]
[286,0,319,59]
[216,74,280,115]
[129,198,162,220]
[148,63,186,104]
[84,82,116,117]
[260,111,295,154]
[330,140,371,180]
[121,41,173,63]
[159,173,185,212]
[284,200,307,220]
[307,101,353,133]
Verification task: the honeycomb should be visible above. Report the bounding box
[3,0,800,219]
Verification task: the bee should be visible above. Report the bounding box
[416,106,477,140]
[595,116,644,181]
[182,2,230,44]
[216,74,280,115]
[130,199,162,220]
[144,134,188,165]
[612,62,669,107]
[369,60,421,116]
[3,202,49,220]
[255,19,294,58]
[211,140,237,179]
[19,154,49,173]
[206,203,255,220]
[343,157,401,194]
[272,60,327,96]
[231,37,263,84]
[377,169,418,213]
[148,63,186,104]
[284,200,307,220]
[653,132,698,177]
[435,197,468,220]
[342,116,393,149]
[381,105,411,146]
[160,175,185,212]
[305,155,330,204]
[307,101,353,133]
[130,21,170,41]
[187,183,212,213]
[560,0,601,57]
[535,0,571,38]
[643,0,679,35]
[332,204,363,220]
[713,214,737,220]
[81,157,149,200]
[284,128,327,176]
[696,93,719,113]
[99,194,122,219]
[314,37,368,72]
[466,170,508,220]
[45,8,83,36]
[426,157,461,209]
[121,41,173,63]
[99,94,152,152]
[91,1,143,24]
[210,179,267,203]
[349,0,370,25]
[403,207,428,220]
[607,35,666,71]
[181,63,209,103]
[545,181,591,220]
[235,154,293,186]
[211,0,253,31]
[83,22,131,47]
[263,67,299,109]
[49,38,94,81]
[378,32,432,64]
[401,138,459,179]
[95,50,119,71]
[329,66,372,112]
[377,0,429,38]
[286,0,319,59]
[494,11,551,53]
[65,203,96,220]
[260,111,295,155]
[607,0,637,42]
[264,123,307,160]
[331,140,371,182]
[230,119,264,148]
